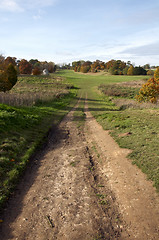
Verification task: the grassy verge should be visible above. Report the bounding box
[58,70,159,192]
[98,84,139,99]
[90,96,159,191]
[0,74,77,210]
[88,90,159,191]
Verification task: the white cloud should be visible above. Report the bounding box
[121,42,159,56]
[32,9,44,20]
[1,17,9,22]
[26,0,57,8]
[0,0,58,12]
[56,50,73,56]
[33,15,41,20]
[0,0,23,12]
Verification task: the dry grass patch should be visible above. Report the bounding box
[0,75,72,107]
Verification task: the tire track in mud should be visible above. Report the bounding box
[0,97,125,240]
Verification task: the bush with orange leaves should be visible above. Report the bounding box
[136,67,159,103]
[32,67,41,75]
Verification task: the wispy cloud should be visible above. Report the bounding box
[121,42,159,56]
[0,0,58,12]
[56,51,73,56]
[1,17,10,22]
[23,0,58,9]
[32,9,45,20]
[0,0,23,12]
[33,15,41,20]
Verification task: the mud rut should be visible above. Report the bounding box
[0,97,159,240]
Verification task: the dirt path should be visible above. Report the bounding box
[0,98,159,239]
[85,100,159,239]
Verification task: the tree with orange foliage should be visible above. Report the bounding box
[154,66,159,79]
[32,67,41,75]
[136,67,159,103]
[19,59,32,74]
[105,59,116,70]
[4,56,16,66]
[81,61,92,73]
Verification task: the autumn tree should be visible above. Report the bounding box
[91,60,100,72]
[147,70,154,76]
[19,59,32,74]
[4,56,16,67]
[100,62,105,70]
[154,67,159,79]
[48,62,56,73]
[29,59,39,67]
[72,60,84,72]
[136,67,159,103]
[108,60,126,75]
[123,66,129,75]
[90,60,105,72]
[105,59,116,70]
[32,67,41,75]
[81,61,92,73]
[143,63,150,70]
[127,65,134,75]
[0,54,5,70]
[40,61,48,71]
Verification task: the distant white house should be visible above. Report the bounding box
[43,69,49,75]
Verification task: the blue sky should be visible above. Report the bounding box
[0,0,159,65]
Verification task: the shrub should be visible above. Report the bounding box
[136,68,159,103]
[133,66,147,75]
[32,67,41,75]
[98,84,137,99]
[6,63,17,87]
[0,72,12,92]
[147,70,154,76]
[0,64,17,92]
[154,67,159,79]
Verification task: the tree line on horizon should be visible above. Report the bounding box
[0,55,159,102]
[71,59,157,76]
[0,55,56,75]
[0,55,56,92]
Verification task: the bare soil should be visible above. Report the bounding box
[0,98,159,240]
